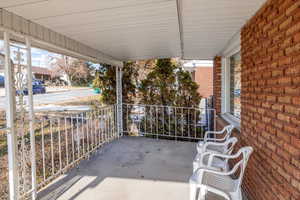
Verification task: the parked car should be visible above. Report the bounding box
[16,81,46,95]
[33,79,45,85]
[32,82,46,94]
[0,75,4,87]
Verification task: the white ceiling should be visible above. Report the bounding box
[181,0,266,59]
[1,0,266,61]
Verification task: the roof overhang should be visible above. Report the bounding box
[0,0,266,62]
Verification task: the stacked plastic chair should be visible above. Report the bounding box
[190,125,253,200]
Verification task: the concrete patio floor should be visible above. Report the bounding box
[38,136,224,200]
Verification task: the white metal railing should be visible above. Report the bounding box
[123,104,216,140]
[0,105,118,200]
[0,103,216,199]
[35,105,118,191]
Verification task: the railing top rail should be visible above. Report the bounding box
[33,105,116,122]
[123,103,216,111]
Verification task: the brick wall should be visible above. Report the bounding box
[195,67,213,98]
[213,56,222,114]
[239,0,300,199]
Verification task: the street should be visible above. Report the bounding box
[0,88,97,110]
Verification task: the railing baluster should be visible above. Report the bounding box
[71,115,75,162]
[96,110,99,147]
[82,113,85,155]
[194,109,197,139]
[168,107,171,136]
[150,106,153,135]
[107,108,109,141]
[86,112,90,153]
[114,106,117,139]
[50,119,54,175]
[156,106,158,139]
[64,117,69,166]
[106,109,108,142]
[162,106,165,137]
[111,107,114,139]
[100,109,103,144]
[138,106,141,135]
[92,111,94,148]
[93,110,95,147]
[93,110,96,148]
[188,108,190,139]
[181,108,184,138]
[41,119,46,181]
[97,110,101,146]
[109,108,111,140]
[103,109,106,142]
[126,104,129,133]
[115,105,118,139]
[175,108,177,141]
[144,105,146,135]
[58,118,62,172]
[76,114,80,156]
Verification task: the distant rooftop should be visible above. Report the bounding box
[183,60,213,68]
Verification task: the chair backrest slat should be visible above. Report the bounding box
[231,147,253,190]
[224,124,235,141]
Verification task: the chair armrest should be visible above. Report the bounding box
[203,130,225,141]
[204,137,225,142]
[201,140,227,152]
[192,183,231,200]
[208,151,241,160]
[199,151,227,169]
[195,166,235,178]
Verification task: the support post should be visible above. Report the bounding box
[116,65,123,137]
[4,31,19,200]
[26,37,37,199]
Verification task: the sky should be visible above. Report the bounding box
[0,40,61,68]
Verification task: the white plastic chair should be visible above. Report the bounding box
[197,125,235,153]
[193,137,238,172]
[190,147,253,200]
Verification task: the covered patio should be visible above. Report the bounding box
[38,137,229,200]
[1,0,299,200]
[38,137,196,200]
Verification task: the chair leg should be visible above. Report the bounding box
[190,183,197,200]
[230,189,243,200]
[198,186,206,200]
[193,161,199,173]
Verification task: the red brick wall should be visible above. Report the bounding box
[213,56,222,114]
[239,0,300,199]
[194,67,213,98]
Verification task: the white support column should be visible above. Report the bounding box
[4,31,19,200]
[26,37,37,199]
[116,65,123,136]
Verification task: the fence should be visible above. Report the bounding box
[123,104,216,141]
[0,105,117,199]
[1,103,216,199]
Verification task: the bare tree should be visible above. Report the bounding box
[50,55,90,86]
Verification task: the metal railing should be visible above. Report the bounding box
[0,103,216,199]
[123,104,216,141]
[0,105,118,199]
[35,105,117,191]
